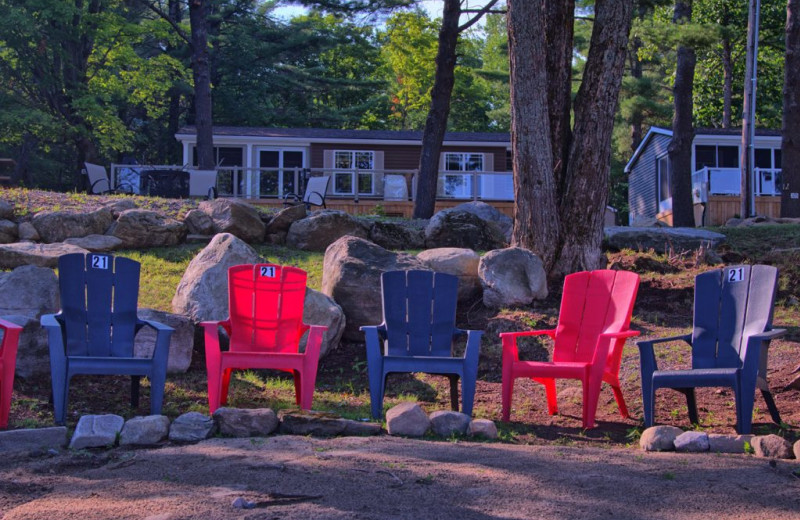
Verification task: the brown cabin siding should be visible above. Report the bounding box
[310,143,508,171]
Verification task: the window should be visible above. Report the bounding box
[657,154,672,212]
[694,145,738,171]
[332,151,375,195]
[192,146,244,167]
[442,152,483,198]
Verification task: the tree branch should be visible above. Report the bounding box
[137,0,190,44]
[458,0,501,33]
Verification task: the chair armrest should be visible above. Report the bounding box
[499,329,557,341]
[0,318,22,362]
[200,319,232,336]
[361,324,386,361]
[500,329,557,364]
[41,313,67,364]
[741,328,787,382]
[302,324,328,360]
[138,318,174,365]
[636,333,692,375]
[592,329,641,365]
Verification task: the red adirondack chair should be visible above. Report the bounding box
[201,264,327,414]
[0,318,23,429]
[500,270,640,429]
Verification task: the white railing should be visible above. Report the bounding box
[691,167,781,203]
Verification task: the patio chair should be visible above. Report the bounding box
[41,253,174,425]
[201,264,327,413]
[0,318,23,429]
[283,175,329,209]
[361,270,483,419]
[84,162,134,194]
[638,264,785,434]
[500,270,640,429]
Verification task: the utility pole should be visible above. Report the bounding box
[741,0,760,218]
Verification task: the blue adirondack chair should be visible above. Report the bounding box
[638,264,785,434]
[361,270,483,419]
[41,253,174,424]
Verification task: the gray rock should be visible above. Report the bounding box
[794,439,800,460]
[278,410,347,437]
[0,219,18,244]
[752,434,793,459]
[169,412,216,442]
[386,402,430,437]
[674,431,710,452]
[134,309,195,373]
[32,208,114,243]
[0,265,59,317]
[0,199,14,220]
[417,248,481,303]
[17,222,40,241]
[0,242,89,269]
[303,288,345,358]
[108,209,187,249]
[708,433,753,454]
[0,426,68,453]
[119,415,171,446]
[639,425,684,451]
[342,420,382,436]
[369,221,425,250]
[101,198,138,217]
[468,419,498,439]
[69,414,125,450]
[604,226,725,255]
[429,411,471,437]
[425,209,507,250]
[286,210,369,251]
[199,199,266,243]
[214,407,279,437]
[4,314,50,379]
[478,248,547,308]
[171,233,260,322]
[321,236,428,341]
[265,204,306,236]
[449,201,513,241]
[231,497,256,509]
[183,209,216,236]
[64,234,124,252]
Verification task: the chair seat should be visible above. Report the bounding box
[383,355,469,375]
[219,351,306,371]
[652,368,739,388]
[511,360,590,379]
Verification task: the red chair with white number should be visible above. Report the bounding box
[201,264,327,414]
[500,270,640,429]
[0,318,23,429]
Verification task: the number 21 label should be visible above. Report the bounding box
[727,267,744,283]
[91,255,109,270]
[260,266,276,278]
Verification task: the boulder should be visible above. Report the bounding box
[101,198,138,217]
[108,209,186,249]
[369,221,425,250]
[604,226,725,254]
[183,209,216,236]
[213,408,279,437]
[449,201,513,241]
[169,412,217,443]
[134,309,195,373]
[199,199,266,243]
[417,248,481,303]
[276,410,380,437]
[708,434,753,454]
[0,220,18,244]
[303,288,345,358]
[478,248,547,308]
[64,234,124,252]
[639,425,684,451]
[794,439,800,460]
[429,411,471,437]
[0,242,89,269]
[69,414,125,450]
[0,200,14,220]
[752,434,793,459]
[0,426,68,453]
[385,402,430,437]
[674,431,710,452]
[3,315,51,379]
[32,208,114,243]
[425,209,507,250]
[286,210,369,251]
[17,222,39,242]
[265,204,307,239]
[119,415,171,446]
[321,236,428,340]
[468,419,498,439]
[172,233,260,322]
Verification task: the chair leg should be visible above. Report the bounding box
[582,375,604,429]
[737,377,757,435]
[131,376,141,409]
[293,371,302,407]
[610,383,629,419]
[220,368,233,406]
[460,373,476,417]
[149,368,167,417]
[501,373,515,422]
[678,388,699,425]
[369,373,386,420]
[0,374,12,429]
[51,373,69,426]
[761,389,782,425]
[535,377,558,415]
[448,374,460,412]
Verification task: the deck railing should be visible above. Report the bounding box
[691,167,781,203]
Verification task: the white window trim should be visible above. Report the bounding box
[657,153,672,213]
[442,152,484,199]
[332,150,375,196]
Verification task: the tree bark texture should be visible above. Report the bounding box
[507,0,561,270]
[190,0,214,170]
[545,0,575,195]
[554,0,633,275]
[412,0,460,219]
[740,0,758,218]
[781,0,800,217]
[669,0,697,228]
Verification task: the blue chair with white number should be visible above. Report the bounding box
[637,264,785,434]
[41,253,174,424]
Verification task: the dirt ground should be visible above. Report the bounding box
[1,435,799,520]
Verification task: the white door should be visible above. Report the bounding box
[257,148,305,198]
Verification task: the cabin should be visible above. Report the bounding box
[625,126,783,226]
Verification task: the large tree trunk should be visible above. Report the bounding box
[190,0,214,170]
[669,0,697,228]
[412,0,460,219]
[546,0,575,195]
[164,0,184,164]
[507,0,560,271]
[553,0,633,275]
[781,0,800,217]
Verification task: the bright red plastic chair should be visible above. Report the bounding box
[201,264,327,414]
[0,318,23,429]
[500,270,640,429]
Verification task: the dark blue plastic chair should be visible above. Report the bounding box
[637,264,785,434]
[41,253,174,424]
[361,270,483,419]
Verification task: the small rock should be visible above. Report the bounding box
[639,425,684,451]
[429,411,471,437]
[793,439,800,460]
[752,434,793,459]
[386,402,430,437]
[278,409,346,437]
[708,433,753,454]
[17,222,40,241]
[0,427,68,453]
[119,415,171,446]
[0,199,15,220]
[231,497,255,509]
[467,419,498,439]
[63,234,124,252]
[69,414,125,450]
[674,431,710,452]
[169,412,216,443]
[214,408,279,437]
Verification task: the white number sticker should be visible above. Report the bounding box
[260,266,276,278]
[727,267,744,283]
[91,255,109,270]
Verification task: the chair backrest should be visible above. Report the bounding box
[84,162,111,194]
[381,270,458,357]
[552,270,640,364]
[691,264,777,369]
[303,176,329,206]
[227,264,308,352]
[58,253,140,357]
